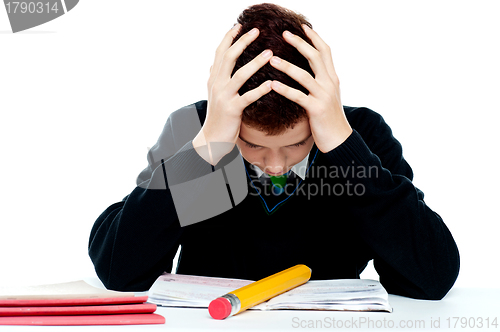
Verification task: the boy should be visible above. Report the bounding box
[89,4,459,300]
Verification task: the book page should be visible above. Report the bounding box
[264,279,392,312]
[267,279,386,302]
[148,273,253,307]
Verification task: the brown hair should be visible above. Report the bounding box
[231,3,314,135]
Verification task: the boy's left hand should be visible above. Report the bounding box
[269,25,352,153]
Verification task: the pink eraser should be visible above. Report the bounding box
[208,297,232,320]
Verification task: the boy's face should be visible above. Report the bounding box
[236,118,315,176]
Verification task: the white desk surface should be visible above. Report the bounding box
[3,280,498,331]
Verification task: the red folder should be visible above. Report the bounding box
[0,313,165,325]
[0,295,149,307]
[0,303,157,316]
[0,280,164,326]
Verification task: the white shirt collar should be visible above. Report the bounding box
[250,152,310,180]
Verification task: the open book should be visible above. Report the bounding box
[148,273,392,312]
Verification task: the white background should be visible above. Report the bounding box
[0,0,498,289]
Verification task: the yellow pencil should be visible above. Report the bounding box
[208,264,311,319]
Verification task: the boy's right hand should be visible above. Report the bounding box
[193,25,273,165]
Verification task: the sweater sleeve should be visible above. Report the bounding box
[88,139,214,291]
[88,102,247,291]
[325,108,460,300]
[88,102,214,291]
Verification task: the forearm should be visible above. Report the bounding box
[88,139,245,290]
[88,141,211,291]
[325,130,460,299]
[88,184,183,292]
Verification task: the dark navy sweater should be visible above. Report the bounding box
[89,100,459,300]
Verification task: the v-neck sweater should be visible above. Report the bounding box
[89,100,459,300]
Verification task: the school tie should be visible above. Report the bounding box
[269,174,288,195]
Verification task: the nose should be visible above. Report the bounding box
[264,151,286,175]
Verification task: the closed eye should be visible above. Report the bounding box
[240,135,311,149]
[289,140,307,148]
[245,142,262,149]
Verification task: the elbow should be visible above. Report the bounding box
[90,259,153,292]
[419,283,454,301]
[103,279,155,293]
[92,261,157,292]
[419,230,461,300]
[385,249,460,301]
[101,279,141,293]
[88,242,162,292]
[93,268,152,292]
[417,249,461,301]
[430,254,461,300]
[88,248,131,292]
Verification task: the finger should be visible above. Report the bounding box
[238,80,272,109]
[208,24,241,88]
[217,27,260,79]
[302,25,338,84]
[269,55,322,95]
[228,49,273,94]
[282,30,330,83]
[212,24,241,72]
[270,81,309,109]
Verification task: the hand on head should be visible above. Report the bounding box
[193,25,272,166]
[193,4,352,167]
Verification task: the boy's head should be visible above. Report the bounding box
[232,3,314,136]
[232,3,317,176]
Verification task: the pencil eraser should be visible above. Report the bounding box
[208,297,232,320]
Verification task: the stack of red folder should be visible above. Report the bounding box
[0,281,165,326]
